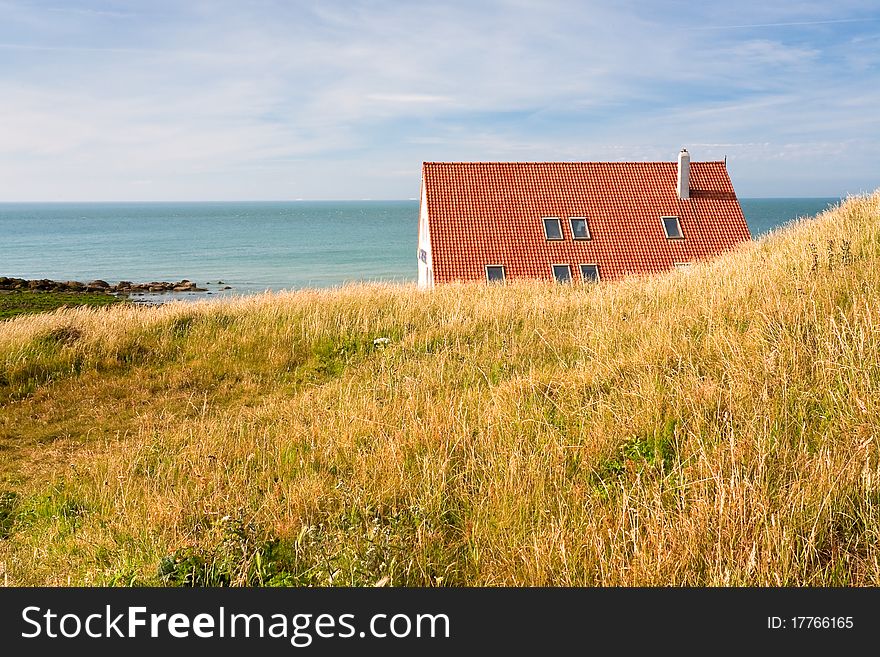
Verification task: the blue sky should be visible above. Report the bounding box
[0,0,878,200]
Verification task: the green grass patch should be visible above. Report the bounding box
[591,418,680,492]
[0,290,125,319]
[0,491,20,539]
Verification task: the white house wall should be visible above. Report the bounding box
[417,178,433,289]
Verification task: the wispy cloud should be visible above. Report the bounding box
[0,42,176,53]
[45,6,136,18]
[690,17,878,30]
[0,0,877,199]
[366,93,454,105]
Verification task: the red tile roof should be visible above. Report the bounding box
[422,161,751,283]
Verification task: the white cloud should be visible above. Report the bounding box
[0,0,876,198]
[366,93,453,105]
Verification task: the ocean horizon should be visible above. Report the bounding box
[0,198,842,296]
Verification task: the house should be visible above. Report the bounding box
[416,149,751,289]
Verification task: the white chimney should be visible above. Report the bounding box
[677,148,690,200]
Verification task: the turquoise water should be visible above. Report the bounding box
[0,201,416,295]
[739,198,840,238]
[0,198,840,294]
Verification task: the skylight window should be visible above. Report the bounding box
[662,216,684,239]
[570,217,591,240]
[579,264,600,282]
[543,217,563,240]
[485,265,506,283]
[551,264,572,283]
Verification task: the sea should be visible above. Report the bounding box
[0,198,841,298]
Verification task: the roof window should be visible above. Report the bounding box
[662,216,684,239]
[485,265,506,283]
[543,217,563,240]
[552,264,572,283]
[570,217,591,240]
[579,264,600,282]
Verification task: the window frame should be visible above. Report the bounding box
[551,263,572,283]
[569,216,591,240]
[485,264,506,283]
[661,215,684,240]
[542,216,564,241]
[579,263,600,282]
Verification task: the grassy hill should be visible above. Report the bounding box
[1,192,879,586]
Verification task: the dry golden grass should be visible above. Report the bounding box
[1,192,879,586]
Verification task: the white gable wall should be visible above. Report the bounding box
[417,178,434,289]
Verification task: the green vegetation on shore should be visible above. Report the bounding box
[0,192,879,586]
[0,290,124,320]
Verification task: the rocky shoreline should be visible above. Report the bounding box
[0,276,230,294]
